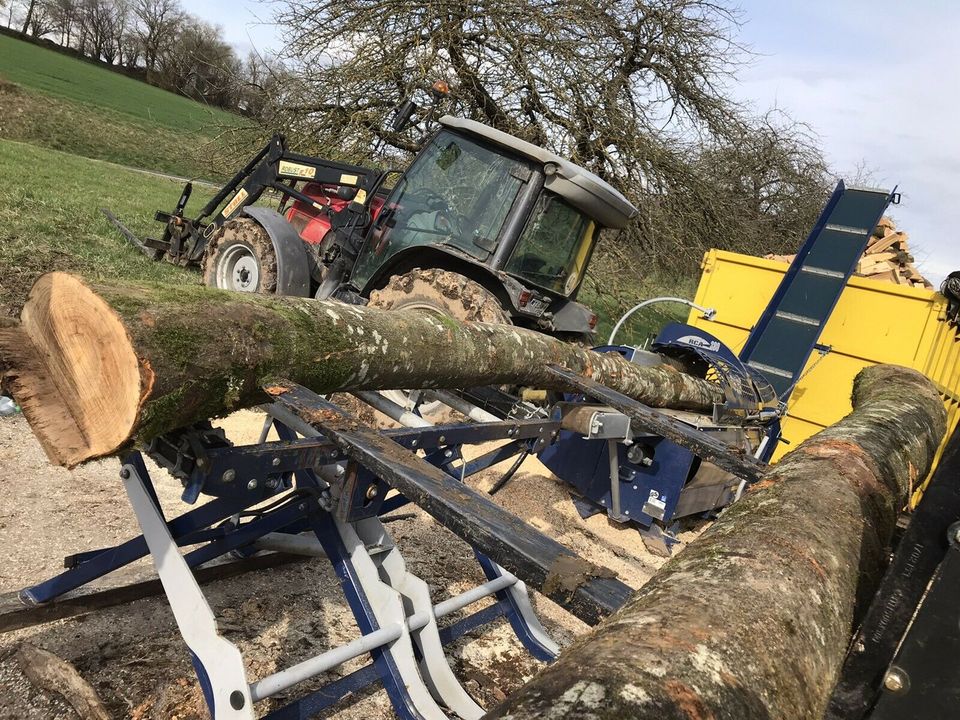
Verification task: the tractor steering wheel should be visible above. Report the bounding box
[407,188,450,214]
[406,188,459,236]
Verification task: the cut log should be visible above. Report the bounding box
[872,215,895,238]
[866,230,907,255]
[17,643,111,720]
[0,272,724,467]
[485,365,946,720]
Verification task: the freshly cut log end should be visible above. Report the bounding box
[1,273,143,466]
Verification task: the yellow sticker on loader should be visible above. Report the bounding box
[279,161,317,179]
[339,173,359,186]
[222,188,249,218]
[354,189,368,205]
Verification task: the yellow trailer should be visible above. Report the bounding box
[687,249,959,505]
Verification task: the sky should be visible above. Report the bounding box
[185,0,957,285]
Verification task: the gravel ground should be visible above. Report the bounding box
[0,409,705,719]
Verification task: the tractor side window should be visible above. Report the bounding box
[505,193,596,295]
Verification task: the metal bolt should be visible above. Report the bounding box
[329,450,339,459]
[444,449,453,458]
[365,484,379,500]
[119,468,130,480]
[195,457,207,468]
[221,469,236,483]
[952,524,960,545]
[271,457,281,467]
[265,478,279,489]
[438,435,446,444]
[632,484,638,490]
[247,478,259,490]
[411,439,418,447]
[625,510,630,515]
[298,503,307,511]
[230,691,246,710]
[883,668,908,693]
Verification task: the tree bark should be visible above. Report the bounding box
[0,272,723,467]
[485,364,946,720]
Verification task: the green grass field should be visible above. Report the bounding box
[0,34,238,132]
[0,139,208,314]
[0,35,245,178]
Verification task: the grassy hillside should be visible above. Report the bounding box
[0,35,245,178]
[0,139,207,315]
[0,34,238,132]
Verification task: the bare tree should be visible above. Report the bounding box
[19,0,36,32]
[259,0,832,282]
[44,0,79,45]
[133,0,180,72]
[155,16,242,107]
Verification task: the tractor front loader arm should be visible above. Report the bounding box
[137,136,383,268]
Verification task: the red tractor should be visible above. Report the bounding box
[107,115,638,339]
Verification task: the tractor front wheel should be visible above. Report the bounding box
[368,268,509,323]
[203,219,278,294]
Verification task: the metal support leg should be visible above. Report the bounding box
[608,439,624,520]
[121,455,254,719]
[353,517,484,719]
[473,552,558,661]
[304,507,451,720]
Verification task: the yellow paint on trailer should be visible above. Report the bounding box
[687,249,959,505]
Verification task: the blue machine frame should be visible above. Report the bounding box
[16,394,582,720]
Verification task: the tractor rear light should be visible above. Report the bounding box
[588,314,598,330]
[518,290,532,307]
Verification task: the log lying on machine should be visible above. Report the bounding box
[0,272,724,467]
[485,365,946,720]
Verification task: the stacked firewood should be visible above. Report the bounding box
[765,217,932,289]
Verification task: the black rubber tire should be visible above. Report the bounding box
[368,268,509,324]
[202,219,278,294]
[365,268,510,422]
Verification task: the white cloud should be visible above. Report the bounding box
[735,0,959,286]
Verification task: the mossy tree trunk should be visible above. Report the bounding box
[0,272,723,467]
[485,365,946,720]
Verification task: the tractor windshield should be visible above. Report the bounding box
[505,192,597,296]
[351,130,529,287]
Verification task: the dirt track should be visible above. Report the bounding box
[0,409,702,719]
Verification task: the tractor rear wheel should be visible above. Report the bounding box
[203,219,278,294]
[367,268,510,417]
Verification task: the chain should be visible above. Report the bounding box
[778,346,832,412]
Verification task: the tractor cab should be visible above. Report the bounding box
[347,116,637,333]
